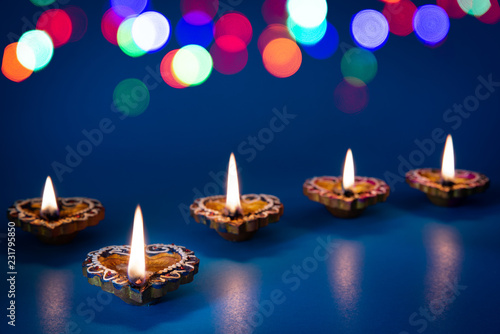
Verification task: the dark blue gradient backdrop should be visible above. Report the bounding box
[1,1,500,334]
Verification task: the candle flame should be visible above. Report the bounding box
[441,134,455,182]
[226,153,241,215]
[342,149,355,191]
[41,176,59,219]
[128,205,146,286]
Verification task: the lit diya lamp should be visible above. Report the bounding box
[406,134,489,206]
[83,205,200,306]
[303,149,390,218]
[190,153,284,242]
[7,176,105,244]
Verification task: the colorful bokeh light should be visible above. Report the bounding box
[30,0,56,6]
[17,30,54,71]
[258,24,293,55]
[413,5,450,45]
[160,50,189,89]
[210,36,248,75]
[340,48,377,86]
[181,0,219,25]
[334,79,369,114]
[175,16,214,47]
[477,0,500,23]
[458,0,491,17]
[214,12,253,48]
[2,43,33,82]
[351,9,389,50]
[117,17,147,57]
[102,7,135,45]
[437,0,468,18]
[110,0,148,16]
[113,78,150,116]
[64,6,88,43]
[286,0,327,28]
[132,11,170,52]
[262,38,302,78]
[36,9,73,48]
[262,0,288,25]
[382,0,417,36]
[172,44,213,86]
[302,22,338,59]
[287,16,327,45]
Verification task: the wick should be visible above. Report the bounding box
[223,207,243,220]
[441,180,455,188]
[343,189,354,198]
[129,277,146,287]
[40,210,60,221]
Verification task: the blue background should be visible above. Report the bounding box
[1,0,500,333]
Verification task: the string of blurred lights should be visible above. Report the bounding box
[2,0,500,114]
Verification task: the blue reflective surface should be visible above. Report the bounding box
[1,1,500,334]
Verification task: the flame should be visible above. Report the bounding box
[128,205,146,285]
[441,134,455,182]
[41,176,59,218]
[342,149,355,191]
[225,153,241,215]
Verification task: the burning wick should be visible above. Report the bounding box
[342,149,355,198]
[128,205,146,287]
[40,176,59,221]
[441,134,455,187]
[224,153,243,218]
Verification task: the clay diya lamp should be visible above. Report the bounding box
[406,134,489,206]
[83,205,200,306]
[303,149,390,218]
[190,153,284,242]
[7,176,105,244]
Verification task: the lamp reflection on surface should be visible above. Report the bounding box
[37,269,74,333]
[328,240,364,321]
[424,224,463,309]
[206,261,261,333]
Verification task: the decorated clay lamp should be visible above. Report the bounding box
[303,149,390,218]
[406,135,489,206]
[7,176,105,244]
[83,205,200,306]
[190,153,284,242]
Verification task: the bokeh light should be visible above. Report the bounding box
[36,9,72,48]
[302,22,338,59]
[477,0,500,23]
[210,36,248,75]
[351,9,389,50]
[437,0,468,18]
[117,17,147,57]
[132,11,170,52]
[64,6,88,42]
[262,0,288,25]
[340,48,377,86]
[413,5,450,45]
[181,0,219,25]
[160,50,189,89]
[172,44,213,86]
[382,0,417,36]
[102,7,135,45]
[258,24,293,55]
[17,30,54,71]
[30,0,56,6]
[110,0,148,16]
[287,16,327,45]
[286,0,327,28]
[262,38,302,78]
[214,12,253,48]
[176,16,214,47]
[458,0,491,17]
[113,78,150,116]
[334,79,369,114]
[2,43,33,82]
